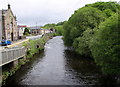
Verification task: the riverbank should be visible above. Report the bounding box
[2,33,53,85]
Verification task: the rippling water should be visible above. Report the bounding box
[4,36,105,86]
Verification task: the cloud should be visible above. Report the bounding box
[0,0,119,26]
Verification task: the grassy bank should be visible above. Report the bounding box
[2,33,53,85]
[23,33,53,58]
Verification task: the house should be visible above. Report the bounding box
[0,4,18,41]
[29,26,42,35]
[41,28,51,35]
[44,29,50,34]
[18,25,27,39]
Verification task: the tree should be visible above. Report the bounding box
[73,29,94,57]
[55,25,63,35]
[63,7,106,47]
[90,13,120,76]
[56,21,66,26]
[85,2,120,12]
[42,23,56,29]
[23,27,30,35]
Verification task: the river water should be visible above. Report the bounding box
[4,36,104,86]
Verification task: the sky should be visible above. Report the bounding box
[0,0,119,26]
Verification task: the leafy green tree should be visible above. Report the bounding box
[63,1,120,83]
[73,29,94,57]
[42,21,65,36]
[23,27,30,35]
[63,7,106,47]
[56,21,66,26]
[90,13,120,76]
[42,23,56,29]
[103,9,114,17]
[55,25,63,35]
[85,2,120,12]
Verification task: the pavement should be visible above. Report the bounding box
[26,34,43,40]
[6,39,29,48]
[0,34,43,49]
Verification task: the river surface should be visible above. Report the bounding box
[4,36,104,86]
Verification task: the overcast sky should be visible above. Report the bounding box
[0,0,119,26]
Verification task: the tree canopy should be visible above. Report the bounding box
[63,1,120,78]
[90,13,120,75]
[63,6,106,46]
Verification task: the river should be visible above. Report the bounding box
[4,36,104,87]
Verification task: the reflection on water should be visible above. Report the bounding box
[64,50,101,85]
[3,36,115,87]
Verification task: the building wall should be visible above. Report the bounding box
[19,27,24,36]
[41,29,45,35]
[30,29,41,35]
[3,9,18,41]
[45,29,50,34]
[0,11,2,41]
[18,27,25,37]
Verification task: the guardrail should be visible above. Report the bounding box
[6,39,29,48]
[0,47,26,67]
[26,35,43,40]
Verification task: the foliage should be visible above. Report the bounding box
[23,34,53,58]
[42,23,56,29]
[23,27,30,35]
[63,6,106,46]
[89,13,120,75]
[73,29,94,57]
[63,1,120,78]
[55,25,64,35]
[85,1,120,12]
[56,21,66,26]
[103,9,114,17]
[42,21,65,36]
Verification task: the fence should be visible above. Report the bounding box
[0,47,26,67]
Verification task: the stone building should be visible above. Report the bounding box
[0,4,18,41]
[29,26,42,35]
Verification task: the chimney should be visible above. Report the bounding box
[8,4,10,9]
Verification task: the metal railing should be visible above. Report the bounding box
[0,47,26,67]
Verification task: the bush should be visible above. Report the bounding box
[90,13,120,75]
[73,29,94,57]
[23,34,52,58]
[63,6,106,47]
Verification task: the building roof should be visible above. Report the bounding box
[29,26,41,30]
[0,4,17,21]
[18,25,27,28]
[1,10,7,14]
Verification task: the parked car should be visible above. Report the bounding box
[0,40,11,46]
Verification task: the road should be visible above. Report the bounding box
[0,34,43,49]
[26,34,43,40]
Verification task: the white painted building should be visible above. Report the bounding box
[18,25,27,39]
[41,28,50,35]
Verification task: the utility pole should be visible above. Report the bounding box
[36,22,37,28]
[36,22,38,35]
